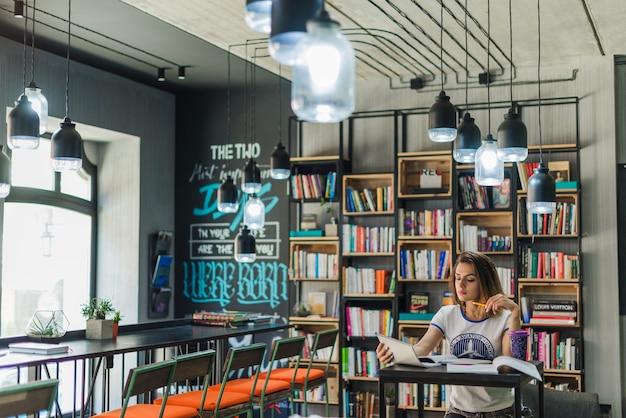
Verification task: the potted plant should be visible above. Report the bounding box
[25,310,70,343]
[80,297,116,340]
[112,310,123,338]
[385,387,396,417]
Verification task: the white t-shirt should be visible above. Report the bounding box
[431,304,513,413]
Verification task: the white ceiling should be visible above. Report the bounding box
[0,0,624,92]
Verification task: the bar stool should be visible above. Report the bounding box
[158,343,267,418]
[91,360,199,418]
[0,379,58,417]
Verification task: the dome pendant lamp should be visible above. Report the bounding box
[244,194,265,230]
[268,0,322,66]
[8,3,39,150]
[527,0,556,214]
[51,0,82,172]
[475,0,503,186]
[234,225,256,263]
[217,176,239,213]
[291,3,355,123]
[25,0,48,135]
[0,146,12,199]
[497,0,528,162]
[453,0,481,163]
[245,0,272,34]
[428,2,456,143]
[242,158,262,194]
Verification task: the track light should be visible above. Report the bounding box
[234,225,256,263]
[157,68,165,82]
[178,66,185,80]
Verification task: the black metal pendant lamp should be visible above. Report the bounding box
[234,224,256,263]
[270,65,291,180]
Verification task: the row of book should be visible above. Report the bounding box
[496,266,515,295]
[527,329,580,371]
[343,390,379,418]
[192,311,250,327]
[341,347,379,378]
[398,249,450,280]
[342,224,396,253]
[345,307,393,337]
[519,198,577,235]
[291,250,338,279]
[457,221,512,253]
[291,171,337,200]
[343,267,394,294]
[518,247,580,279]
[399,382,447,409]
[345,185,393,213]
[290,328,337,362]
[398,207,453,237]
[458,175,511,209]
[527,298,577,325]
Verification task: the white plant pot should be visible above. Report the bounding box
[86,319,114,340]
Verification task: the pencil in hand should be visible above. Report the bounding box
[472,301,487,307]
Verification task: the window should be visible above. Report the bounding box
[1,138,96,336]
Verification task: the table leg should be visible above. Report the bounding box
[418,383,424,418]
[379,378,386,418]
[538,382,544,418]
[514,384,521,418]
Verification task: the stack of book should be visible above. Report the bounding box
[529,299,577,325]
[192,311,249,327]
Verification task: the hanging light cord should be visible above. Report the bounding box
[464,0,468,112]
[22,0,27,88]
[65,0,71,118]
[226,46,232,172]
[487,0,491,133]
[537,0,543,163]
[439,1,444,91]
[509,0,513,105]
[30,0,36,83]
[278,64,282,143]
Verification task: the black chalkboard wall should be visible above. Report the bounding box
[174,82,293,321]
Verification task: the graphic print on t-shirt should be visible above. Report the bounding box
[450,333,495,360]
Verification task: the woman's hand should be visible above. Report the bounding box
[376,343,394,364]
[485,293,519,315]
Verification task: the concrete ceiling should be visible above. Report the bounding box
[0,0,624,93]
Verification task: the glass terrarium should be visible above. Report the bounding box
[26,310,70,342]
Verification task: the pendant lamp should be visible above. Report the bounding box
[234,225,256,263]
[217,176,239,213]
[217,49,239,213]
[428,2,456,143]
[527,0,556,214]
[291,4,355,123]
[270,65,291,180]
[51,0,83,172]
[245,0,272,34]
[268,0,322,66]
[475,0,503,186]
[244,194,265,229]
[497,0,528,162]
[0,146,12,199]
[8,3,39,150]
[242,158,262,193]
[25,0,48,135]
[453,0,481,163]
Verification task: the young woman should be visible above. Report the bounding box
[376,251,522,418]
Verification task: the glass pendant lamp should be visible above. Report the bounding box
[475,134,504,186]
[242,158,262,194]
[244,194,265,229]
[234,225,256,263]
[428,2,456,142]
[453,0,481,163]
[291,5,355,123]
[526,0,556,214]
[217,176,239,213]
[0,146,11,198]
[268,0,321,66]
[245,0,272,34]
[497,0,528,162]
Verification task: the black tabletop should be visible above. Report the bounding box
[0,321,290,369]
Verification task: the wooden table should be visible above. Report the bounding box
[378,362,544,418]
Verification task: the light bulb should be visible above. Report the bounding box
[244,195,265,230]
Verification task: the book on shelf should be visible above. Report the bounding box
[309,291,327,315]
[492,178,511,208]
[531,299,577,312]
[529,317,576,325]
[192,311,249,326]
[407,291,429,313]
[398,312,435,321]
[8,342,71,355]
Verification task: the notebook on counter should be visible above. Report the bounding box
[8,342,71,355]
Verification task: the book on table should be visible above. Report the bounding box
[8,342,71,355]
[446,356,542,381]
[377,335,491,368]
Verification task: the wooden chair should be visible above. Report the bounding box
[0,379,58,418]
[91,359,199,418]
[230,335,306,417]
[260,329,338,416]
[158,343,267,418]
